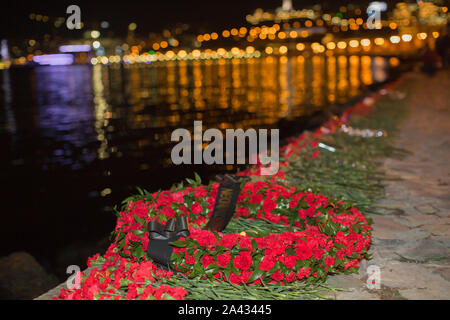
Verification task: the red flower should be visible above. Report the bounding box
[325,256,335,267]
[283,255,297,269]
[233,251,252,271]
[263,198,277,213]
[297,267,311,280]
[295,243,312,261]
[191,202,203,215]
[312,248,324,260]
[219,234,238,249]
[194,186,207,198]
[216,252,231,268]
[259,255,276,271]
[236,207,249,217]
[185,252,195,265]
[195,230,217,247]
[201,255,214,268]
[286,272,296,283]
[270,270,284,282]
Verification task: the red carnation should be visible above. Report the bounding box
[259,255,276,271]
[194,186,207,198]
[263,198,277,213]
[297,267,311,280]
[233,251,253,271]
[286,272,296,283]
[270,270,284,282]
[191,202,203,215]
[325,256,335,267]
[236,207,249,217]
[219,234,238,249]
[201,255,214,268]
[216,252,231,268]
[283,255,297,269]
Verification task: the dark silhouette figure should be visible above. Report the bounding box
[435,25,449,68]
[421,44,441,76]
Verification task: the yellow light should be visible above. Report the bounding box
[101,56,109,65]
[374,38,385,45]
[231,47,240,55]
[279,46,288,54]
[337,41,347,49]
[230,28,238,36]
[91,30,101,39]
[128,23,137,31]
[165,51,175,59]
[239,27,247,35]
[278,32,287,39]
[349,40,359,48]
[265,47,273,54]
[192,50,201,58]
[361,39,371,46]
[246,46,255,54]
[389,57,400,67]
[417,33,427,40]
[326,42,336,50]
[222,30,230,37]
[296,43,305,51]
[289,30,298,38]
[442,7,448,13]
[259,33,267,40]
[90,57,98,65]
[178,50,187,59]
[389,22,397,30]
[432,32,439,38]
[390,36,401,44]
[401,34,412,42]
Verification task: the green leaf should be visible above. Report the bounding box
[170,240,188,248]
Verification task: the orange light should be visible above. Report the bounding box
[296,43,305,51]
[222,30,230,37]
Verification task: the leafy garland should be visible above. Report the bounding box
[54,78,403,300]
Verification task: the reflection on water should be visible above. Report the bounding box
[0,55,389,275]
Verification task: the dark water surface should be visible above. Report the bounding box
[0,55,391,278]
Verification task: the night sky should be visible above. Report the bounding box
[2,0,381,39]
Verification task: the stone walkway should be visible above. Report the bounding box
[325,69,450,300]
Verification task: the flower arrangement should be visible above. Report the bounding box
[54,79,404,300]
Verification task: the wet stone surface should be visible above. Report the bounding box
[325,70,450,300]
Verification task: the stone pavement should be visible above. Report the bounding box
[325,70,450,300]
